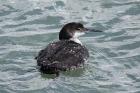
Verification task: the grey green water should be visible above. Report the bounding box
[0,0,140,93]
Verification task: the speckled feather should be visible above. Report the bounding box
[36,40,89,74]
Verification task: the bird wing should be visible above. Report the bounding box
[35,41,65,65]
[49,41,89,69]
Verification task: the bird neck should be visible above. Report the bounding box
[70,37,82,45]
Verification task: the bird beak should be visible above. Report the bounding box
[84,28,103,32]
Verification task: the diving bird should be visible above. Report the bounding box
[35,22,102,75]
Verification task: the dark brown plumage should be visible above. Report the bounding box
[35,22,89,75]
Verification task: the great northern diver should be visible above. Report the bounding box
[35,22,102,75]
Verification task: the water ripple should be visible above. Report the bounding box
[0,0,140,93]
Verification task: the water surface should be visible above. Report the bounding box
[0,0,140,93]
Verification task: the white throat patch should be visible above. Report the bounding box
[73,31,85,38]
[70,32,85,45]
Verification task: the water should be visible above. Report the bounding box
[0,0,140,93]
